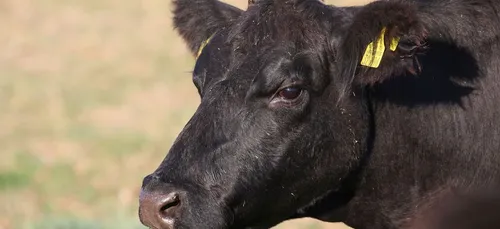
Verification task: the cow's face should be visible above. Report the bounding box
[139,0,424,228]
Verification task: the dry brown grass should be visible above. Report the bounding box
[0,0,371,228]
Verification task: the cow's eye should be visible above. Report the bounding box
[278,87,302,100]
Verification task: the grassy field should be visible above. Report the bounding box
[0,0,370,228]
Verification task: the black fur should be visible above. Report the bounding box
[139,0,500,228]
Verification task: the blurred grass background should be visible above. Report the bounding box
[0,0,371,228]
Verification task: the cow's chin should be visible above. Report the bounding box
[295,190,351,223]
[230,195,346,228]
[173,212,276,229]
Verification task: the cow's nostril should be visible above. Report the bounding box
[158,192,181,219]
[139,190,182,229]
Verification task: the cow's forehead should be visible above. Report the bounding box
[195,2,345,92]
[227,2,332,52]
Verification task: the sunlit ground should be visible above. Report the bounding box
[0,0,370,228]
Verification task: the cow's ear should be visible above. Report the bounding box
[338,0,428,86]
[173,0,243,57]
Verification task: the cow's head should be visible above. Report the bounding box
[139,0,426,228]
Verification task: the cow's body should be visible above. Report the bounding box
[138,0,500,229]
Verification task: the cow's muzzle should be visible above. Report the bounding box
[139,175,183,229]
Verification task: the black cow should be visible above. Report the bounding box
[138,0,500,228]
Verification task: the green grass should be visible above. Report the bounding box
[0,0,368,228]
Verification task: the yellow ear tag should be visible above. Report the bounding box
[389,36,400,51]
[360,27,400,68]
[196,34,215,59]
[360,27,387,68]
